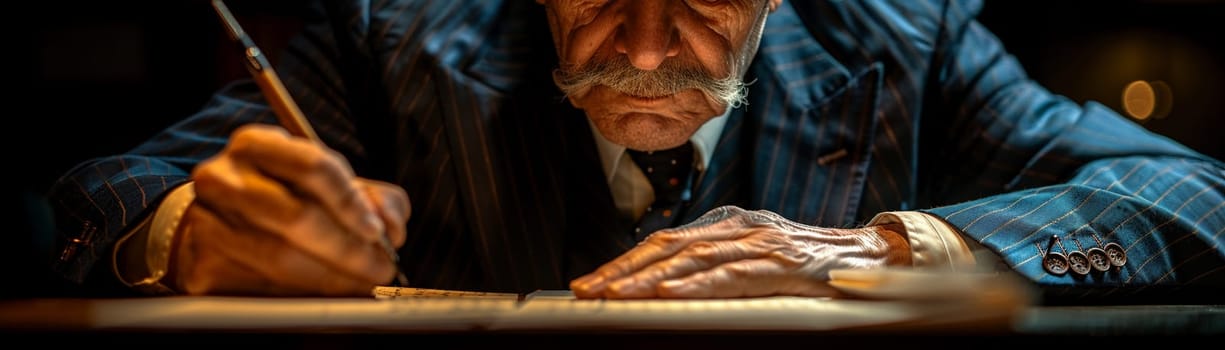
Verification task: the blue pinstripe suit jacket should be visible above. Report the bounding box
[49,0,1225,300]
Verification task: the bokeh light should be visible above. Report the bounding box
[1121,80,1174,121]
[1123,80,1155,120]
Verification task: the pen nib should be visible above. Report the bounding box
[378,235,409,287]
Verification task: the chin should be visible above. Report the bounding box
[591,112,696,151]
[573,87,720,151]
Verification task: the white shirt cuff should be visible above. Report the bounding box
[111,182,195,294]
[868,211,976,272]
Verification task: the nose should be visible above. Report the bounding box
[614,1,681,71]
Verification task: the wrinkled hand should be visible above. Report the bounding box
[570,206,910,299]
[169,124,411,296]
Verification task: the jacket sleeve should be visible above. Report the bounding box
[916,0,1225,302]
[44,1,373,294]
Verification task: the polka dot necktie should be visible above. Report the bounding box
[627,142,695,241]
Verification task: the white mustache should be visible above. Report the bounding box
[552,56,748,108]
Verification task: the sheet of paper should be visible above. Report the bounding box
[500,296,948,331]
[372,286,521,299]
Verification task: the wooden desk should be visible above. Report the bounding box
[5,270,1222,346]
[1,295,1221,348]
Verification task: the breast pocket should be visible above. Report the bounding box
[752,64,883,227]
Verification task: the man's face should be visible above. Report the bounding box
[540,0,779,151]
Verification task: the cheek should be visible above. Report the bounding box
[700,3,764,75]
[548,2,618,68]
[681,8,764,79]
[683,27,737,78]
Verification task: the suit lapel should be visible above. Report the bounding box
[431,0,580,292]
[558,113,641,279]
[689,3,883,227]
[437,0,643,290]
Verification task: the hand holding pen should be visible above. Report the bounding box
[160,0,411,296]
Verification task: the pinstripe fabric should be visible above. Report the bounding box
[48,0,1224,298]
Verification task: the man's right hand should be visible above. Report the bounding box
[167,124,411,296]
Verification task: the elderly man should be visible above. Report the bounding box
[47,0,1224,302]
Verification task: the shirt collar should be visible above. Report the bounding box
[589,108,730,184]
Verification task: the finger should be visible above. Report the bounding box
[571,215,756,298]
[653,259,842,299]
[193,155,397,284]
[183,205,383,296]
[228,124,384,242]
[188,205,379,294]
[278,203,400,284]
[359,179,411,248]
[358,180,411,285]
[192,153,304,235]
[570,231,689,298]
[602,239,772,299]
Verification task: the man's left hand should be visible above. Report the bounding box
[570,205,911,299]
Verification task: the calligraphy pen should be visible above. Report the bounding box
[210,0,409,287]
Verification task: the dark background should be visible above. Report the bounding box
[6,0,1223,298]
